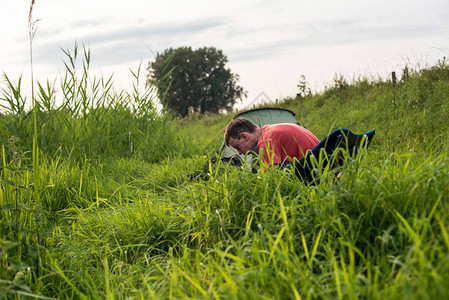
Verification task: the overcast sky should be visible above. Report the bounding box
[1,0,448,109]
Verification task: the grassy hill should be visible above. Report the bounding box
[185,59,449,157]
[1,54,449,299]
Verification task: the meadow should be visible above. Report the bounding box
[1,43,449,299]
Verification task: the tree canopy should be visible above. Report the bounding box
[147,46,247,117]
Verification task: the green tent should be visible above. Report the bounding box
[233,107,301,127]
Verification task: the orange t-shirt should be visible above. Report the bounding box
[257,124,319,166]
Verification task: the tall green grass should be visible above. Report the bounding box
[17,150,447,299]
[1,32,449,298]
[1,44,199,164]
[0,40,203,298]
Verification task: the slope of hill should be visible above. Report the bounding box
[1,58,448,299]
[184,58,449,157]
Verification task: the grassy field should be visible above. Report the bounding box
[1,45,449,299]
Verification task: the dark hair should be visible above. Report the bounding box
[224,117,257,146]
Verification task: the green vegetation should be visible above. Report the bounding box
[1,42,449,298]
[147,46,247,117]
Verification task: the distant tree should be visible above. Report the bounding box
[147,46,247,117]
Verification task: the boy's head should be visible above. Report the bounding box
[224,117,259,154]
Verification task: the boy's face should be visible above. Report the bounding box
[228,132,257,155]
